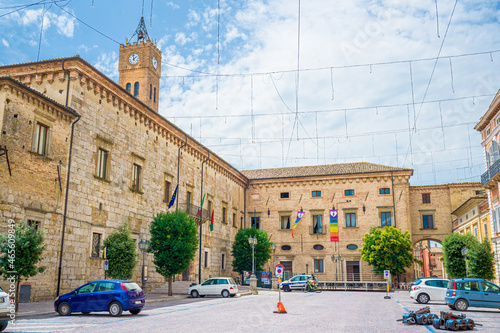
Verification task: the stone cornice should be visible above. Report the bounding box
[0,76,79,123]
[474,90,500,132]
[0,57,248,188]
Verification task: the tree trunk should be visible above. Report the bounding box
[15,278,20,313]
[168,276,173,296]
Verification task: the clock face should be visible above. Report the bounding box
[129,53,139,65]
[152,57,158,69]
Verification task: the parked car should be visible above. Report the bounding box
[408,277,435,291]
[410,278,449,304]
[445,278,500,311]
[188,277,238,298]
[0,286,11,332]
[54,280,144,317]
[281,274,312,292]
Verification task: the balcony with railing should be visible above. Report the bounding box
[178,203,209,221]
[481,158,500,187]
[309,225,326,235]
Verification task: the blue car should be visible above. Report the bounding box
[445,278,500,311]
[54,280,145,317]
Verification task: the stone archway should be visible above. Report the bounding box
[413,239,446,279]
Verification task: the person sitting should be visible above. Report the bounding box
[308,274,318,287]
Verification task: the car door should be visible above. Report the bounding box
[288,276,301,289]
[217,279,229,295]
[462,281,483,307]
[70,282,97,312]
[199,279,215,295]
[436,280,449,301]
[93,282,118,311]
[480,281,500,308]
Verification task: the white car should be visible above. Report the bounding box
[280,274,312,292]
[188,277,238,298]
[0,286,11,332]
[410,278,449,304]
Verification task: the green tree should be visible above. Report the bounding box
[102,222,137,280]
[442,233,477,278]
[149,211,198,296]
[0,221,47,311]
[231,228,272,274]
[468,238,495,280]
[360,226,418,276]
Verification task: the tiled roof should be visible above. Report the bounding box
[241,162,413,180]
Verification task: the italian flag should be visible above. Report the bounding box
[197,194,206,217]
[210,209,214,231]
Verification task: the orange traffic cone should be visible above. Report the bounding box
[276,302,287,313]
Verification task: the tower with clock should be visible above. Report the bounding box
[118,16,162,112]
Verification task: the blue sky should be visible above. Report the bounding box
[1,0,500,185]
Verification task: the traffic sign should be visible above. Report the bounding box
[104,259,109,271]
[275,264,284,277]
[383,270,390,279]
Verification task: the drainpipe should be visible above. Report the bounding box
[198,152,210,284]
[391,171,397,228]
[176,135,188,210]
[57,60,80,296]
[244,187,247,228]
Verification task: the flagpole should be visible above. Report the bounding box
[176,135,188,211]
[199,152,210,284]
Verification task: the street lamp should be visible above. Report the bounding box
[138,239,149,290]
[271,243,276,274]
[461,246,468,278]
[248,236,257,278]
[331,255,338,281]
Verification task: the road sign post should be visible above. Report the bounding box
[384,270,391,299]
[274,264,286,313]
[104,259,109,279]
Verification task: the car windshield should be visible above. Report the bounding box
[123,282,142,291]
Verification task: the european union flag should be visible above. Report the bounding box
[168,184,178,209]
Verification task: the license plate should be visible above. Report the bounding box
[135,300,142,304]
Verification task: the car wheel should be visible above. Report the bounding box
[283,285,291,292]
[57,302,72,316]
[417,293,430,304]
[221,290,230,298]
[191,290,199,298]
[0,321,8,332]
[130,309,141,315]
[108,301,123,317]
[454,299,469,311]
[81,312,90,315]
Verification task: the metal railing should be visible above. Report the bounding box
[318,273,385,282]
[178,203,208,220]
[481,158,500,186]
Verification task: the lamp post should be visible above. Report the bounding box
[248,236,257,277]
[138,239,149,290]
[331,255,338,281]
[461,246,468,278]
[272,243,276,273]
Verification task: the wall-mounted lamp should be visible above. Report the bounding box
[332,205,335,210]
[267,208,270,216]
[362,204,366,213]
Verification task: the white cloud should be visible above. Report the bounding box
[94,51,119,81]
[18,9,75,38]
[175,32,191,46]
[1,39,9,47]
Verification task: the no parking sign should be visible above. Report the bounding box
[275,264,284,277]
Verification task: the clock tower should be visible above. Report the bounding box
[118,16,162,112]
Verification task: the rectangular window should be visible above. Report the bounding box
[345,189,354,196]
[96,148,108,179]
[422,193,431,204]
[280,215,291,230]
[379,188,390,194]
[312,214,323,234]
[486,128,491,136]
[233,213,237,227]
[240,216,243,229]
[280,192,290,199]
[27,219,40,231]
[422,215,434,229]
[91,232,101,258]
[221,254,225,270]
[34,122,49,155]
[484,223,489,239]
[346,213,356,227]
[164,181,171,202]
[222,207,227,224]
[132,164,141,191]
[314,259,324,273]
[474,226,478,239]
[204,251,208,268]
[381,212,391,226]
[208,201,213,217]
[312,191,321,197]
[251,216,260,229]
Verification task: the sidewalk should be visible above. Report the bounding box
[15,292,189,318]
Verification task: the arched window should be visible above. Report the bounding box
[126,83,131,93]
[134,82,139,97]
[154,87,156,102]
[149,84,152,100]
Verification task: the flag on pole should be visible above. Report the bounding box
[197,193,206,217]
[210,209,214,231]
[291,211,305,238]
[168,184,178,209]
[330,209,339,241]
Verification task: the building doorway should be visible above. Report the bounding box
[346,261,360,281]
[182,268,189,281]
[280,261,293,280]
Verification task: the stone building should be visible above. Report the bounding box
[0,23,247,301]
[475,90,500,285]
